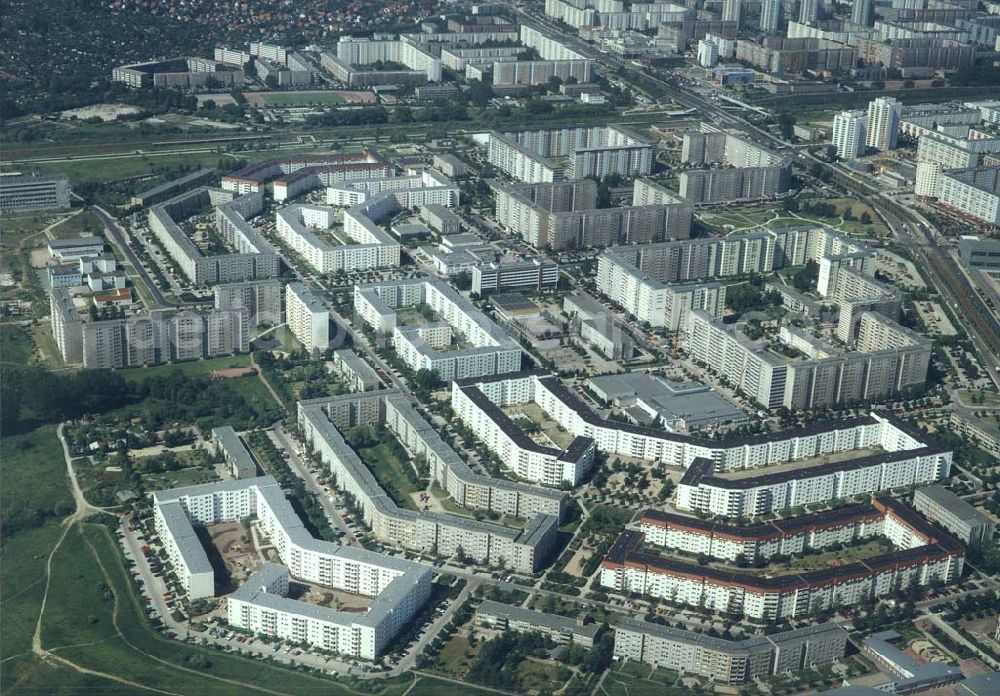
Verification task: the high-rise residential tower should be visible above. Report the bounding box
[866,97,902,151]
[832,110,868,159]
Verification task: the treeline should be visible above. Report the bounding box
[0,365,280,436]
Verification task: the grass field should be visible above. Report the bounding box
[0,422,495,695]
[261,92,346,107]
[361,441,422,511]
[117,354,252,382]
[1,324,36,365]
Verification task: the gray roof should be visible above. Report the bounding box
[864,630,962,686]
[287,281,328,314]
[916,485,993,527]
[212,426,257,477]
[48,236,105,249]
[158,500,213,576]
[478,600,600,639]
[958,673,1000,696]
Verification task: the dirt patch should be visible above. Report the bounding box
[61,103,141,121]
[207,520,260,586]
[212,366,257,379]
[296,582,373,612]
[565,547,593,578]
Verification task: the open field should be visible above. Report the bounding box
[117,354,252,382]
[1,423,495,695]
[1,324,36,365]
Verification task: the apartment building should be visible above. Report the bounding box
[335,35,442,81]
[913,485,994,546]
[477,601,600,647]
[113,57,244,90]
[354,278,521,381]
[147,187,278,286]
[675,440,951,517]
[286,282,329,354]
[211,426,258,479]
[50,288,84,363]
[221,151,389,198]
[866,97,903,151]
[491,178,692,250]
[0,174,71,213]
[564,291,634,360]
[832,110,868,159]
[615,619,847,684]
[683,310,930,409]
[213,279,283,335]
[936,166,1000,225]
[488,124,655,182]
[153,477,431,659]
[602,499,963,618]
[914,128,1000,197]
[297,393,563,572]
[330,349,380,392]
[275,204,401,275]
[492,59,594,86]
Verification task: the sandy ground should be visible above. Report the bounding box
[61,104,141,121]
[212,367,257,378]
[209,521,260,586]
[565,547,593,578]
[243,90,376,107]
[298,584,373,612]
[195,93,238,107]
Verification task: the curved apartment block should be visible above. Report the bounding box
[153,476,431,659]
[297,391,562,573]
[450,371,944,485]
[147,187,279,286]
[220,151,390,198]
[600,497,964,620]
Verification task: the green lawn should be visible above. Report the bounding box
[518,659,572,692]
[1,323,36,365]
[600,672,690,696]
[117,354,252,382]
[361,442,422,511]
[260,91,346,107]
[140,464,220,491]
[0,424,73,525]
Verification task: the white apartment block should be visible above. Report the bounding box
[449,371,934,482]
[286,282,329,353]
[492,59,594,86]
[488,124,654,182]
[297,392,562,572]
[276,204,401,275]
[832,110,868,159]
[614,619,847,684]
[153,476,431,659]
[221,152,390,199]
[353,278,521,381]
[674,419,950,517]
[50,288,84,363]
[936,166,1000,225]
[866,97,902,151]
[914,129,1000,197]
[335,36,442,81]
[682,309,930,410]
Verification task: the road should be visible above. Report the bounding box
[269,423,360,545]
[90,204,208,310]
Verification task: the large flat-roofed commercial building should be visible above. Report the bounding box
[1,174,71,213]
[614,619,848,684]
[602,498,964,619]
[354,277,521,381]
[471,258,559,295]
[286,282,329,354]
[585,372,746,431]
[488,124,655,182]
[491,178,692,251]
[153,476,431,659]
[298,392,562,573]
[47,236,106,261]
[913,485,994,546]
[147,187,279,286]
[477,600,600,647]
[113,57,244,90]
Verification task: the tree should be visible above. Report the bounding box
[777,112,796,140]
[860,211,873,224]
